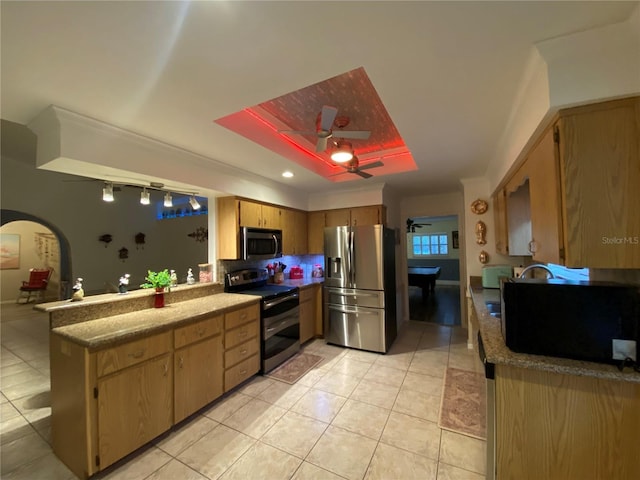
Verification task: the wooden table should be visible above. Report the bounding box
[408,267,441,301]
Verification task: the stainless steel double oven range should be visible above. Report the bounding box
[225,268,300,373]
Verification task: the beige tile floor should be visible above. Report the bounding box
[0,302,486,480]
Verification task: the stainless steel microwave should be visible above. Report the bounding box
[240,227,282,260]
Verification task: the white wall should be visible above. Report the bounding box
[1,153,207,296]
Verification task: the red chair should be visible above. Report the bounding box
[17,268,52,304]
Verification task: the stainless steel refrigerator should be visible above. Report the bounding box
[323,224,396,353]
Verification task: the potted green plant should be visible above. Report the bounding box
[140,269,172,307]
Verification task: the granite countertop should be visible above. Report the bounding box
[469,285,640,384]
[51,293,260,350]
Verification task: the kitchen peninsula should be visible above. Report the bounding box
[39,283,262,479]
[468,280,640,480]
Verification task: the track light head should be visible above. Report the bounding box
[163,192,173,207]
[140,188,150,205]
[189,195,201,210]
[102,182,114,202]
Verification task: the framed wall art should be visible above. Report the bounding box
[452,230,459,249]
[0,234,21,269]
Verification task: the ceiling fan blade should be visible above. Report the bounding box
[316,136,329,152]
[320,105,338,131]
[278,129,317,135]
[355,170,373,179]
[358,161,384,171]
[333,130,371,140]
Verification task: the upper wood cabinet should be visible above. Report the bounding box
[497,96,640,268]
[307,211,326,254]
[325,208,351,227]
[281,208,308,255]
[238,200,281,229]
[493,188,509,255]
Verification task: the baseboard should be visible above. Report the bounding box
[435,280,460,286]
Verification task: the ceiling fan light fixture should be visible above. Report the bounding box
[102,182,114,202]
[331,141,354,163]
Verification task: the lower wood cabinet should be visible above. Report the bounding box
[98,353,173,468]
[50,301,259,479]
[223,303,260,392]
[299,284,322,344]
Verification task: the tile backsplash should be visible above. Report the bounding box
[218,254,323,284]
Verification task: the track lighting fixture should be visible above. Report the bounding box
[102,182,114,202]
[140,188,150,205]
[163,192,173,207]
[189,195,201,210]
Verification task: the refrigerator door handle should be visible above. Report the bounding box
[349,229,355,286]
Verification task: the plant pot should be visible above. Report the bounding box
[154,288,165,308]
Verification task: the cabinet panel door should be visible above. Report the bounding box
[493,189,509,255]
[261,205,281,229]
[351,206,381,226]
[308,211,325,254]
[528,127,563,264]
[174,335,223,423]
[559,98,640,268]
[98,354,172,469]
[299,296,314,345]
[293,210,308,254]
[280,209,295,254]
[325,209,351,227]
[239,200,262,228]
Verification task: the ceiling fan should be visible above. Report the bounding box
[279,105,371,152]
[330,156,384,179]
[406,218,432,232]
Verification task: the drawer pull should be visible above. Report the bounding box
[238,330,248,337]
[179,356,184,369]
[128,349,145,359]
[239,369,247,375]
[240,313,248,320]
[197,328,205,337]
[163,363,169,377]
[240,349,247,355]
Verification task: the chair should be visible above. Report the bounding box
[17,268,52,304]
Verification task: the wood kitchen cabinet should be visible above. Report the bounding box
[496,364,640,479]
[223,303,260,392]
[299,284,318,344]
[307,205,386,253]
[239,199,281,229]
[493,188,509,255]
[281,208,308,255]
[308,210,326,253]
[173,315,224,423]
[497,96,640,268]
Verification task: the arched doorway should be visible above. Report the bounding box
[1,210,72,302]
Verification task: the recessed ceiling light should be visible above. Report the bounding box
[282,171,294,178]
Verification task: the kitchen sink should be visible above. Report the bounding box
[485,301,501,319]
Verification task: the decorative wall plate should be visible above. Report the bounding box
[470,199,488,215]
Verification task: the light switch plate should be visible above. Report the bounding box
[612,339,636,361]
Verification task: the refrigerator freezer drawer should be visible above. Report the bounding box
[324,287,385,309]
[325,303,387,353]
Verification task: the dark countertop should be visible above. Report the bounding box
[469,281,640,384]
[51,293,260,350]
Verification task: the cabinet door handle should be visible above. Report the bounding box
[179,356,183,369]
[528,240,537,254]
[197,328,205,337]
[163,363,169,377]
[128,349,145,359]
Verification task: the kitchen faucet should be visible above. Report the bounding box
[519,264,555,279]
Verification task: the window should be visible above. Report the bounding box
[412,233,448,256]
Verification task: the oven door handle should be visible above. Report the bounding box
[263,293,299,310]
[264,315,299,340]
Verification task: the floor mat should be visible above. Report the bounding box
[439,367,486,440]
[265,352,324,384]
